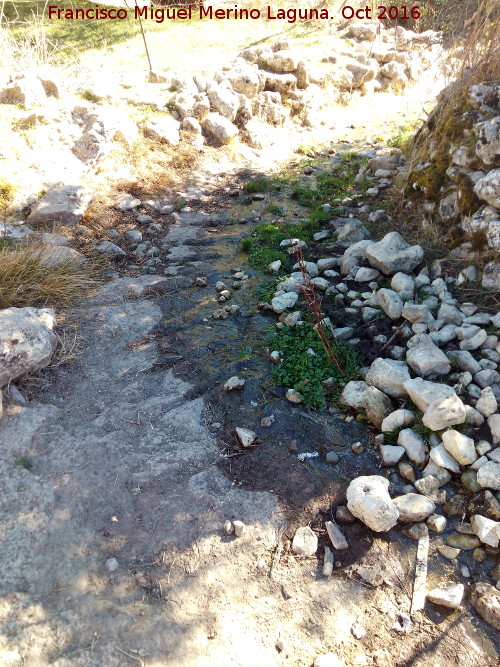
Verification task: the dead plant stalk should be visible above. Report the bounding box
[288,239,344,376]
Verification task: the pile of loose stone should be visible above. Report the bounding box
[145,21,442,149]
[260,155,500,627]
[0,20,442,216]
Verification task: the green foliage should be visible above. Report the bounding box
[248,247,290,272]
[243,177,276,194]
[14,455,32,470]
[270,322,359,410]
[266,205,285,216]
[240,237,253,252]
[241,223,292,273]
[253,278,282,302]
[291,185,317,207]
[253,223,288,244]
[387,129,414,155]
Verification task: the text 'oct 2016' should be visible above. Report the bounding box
[341,5,421,20]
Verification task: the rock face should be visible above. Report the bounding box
[346,475,399,532]
[27,184,93,227]
[365,232,424,274]
[470,583,500,630]
[0,307,57,386]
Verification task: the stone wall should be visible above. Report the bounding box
[408,82,500,253]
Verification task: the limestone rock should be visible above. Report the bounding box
[365,232,424,275]
[114,193,141,211]
[474,169,500,208]
[144,116,180,145]
[427,583,464,609]
[392,493,435,521]
[207,82,240,121]
[96,241,126,256]
[397,428,427,465]
[381,409,415,432]
[35,245,86,268]
[471,514,500,548]
[380,445,405,465]
[429,444,461,473]
[373,288,404,319]
[366,358,411,398]
[203,113,238,145]
[488,414,500,445]
[482,262,500,290]
[224,376,245,391]
[28,185,93,227]
[424,396,467,431]
[442,430,477,466]
[346,475,399,532]
[477,461,500,490]
[314,653,343,667]
[271,292,298,313]
[0,307,57,386]
[339,380,368,409]
[470,583,500,630]
[292,526,318,556]
[476,387,498,417]
[0,73,47,107]
[325,521,348,550]
[260,50,298,73]
[364,386,393,428]
[403,378,453,412]
[235,427,257,447]
[406,334,451,376]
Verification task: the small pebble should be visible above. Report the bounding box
[233,520,246,537]
[352,442,363,454]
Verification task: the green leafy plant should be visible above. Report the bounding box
[247,247,290,272]
[253,278,282,303]
[270,322,359,410]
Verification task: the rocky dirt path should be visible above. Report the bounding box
[1,100,498,666]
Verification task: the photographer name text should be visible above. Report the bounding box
[47,4,422,24]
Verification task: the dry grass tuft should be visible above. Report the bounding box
[125,133,203,193]
[0,244,94,309]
